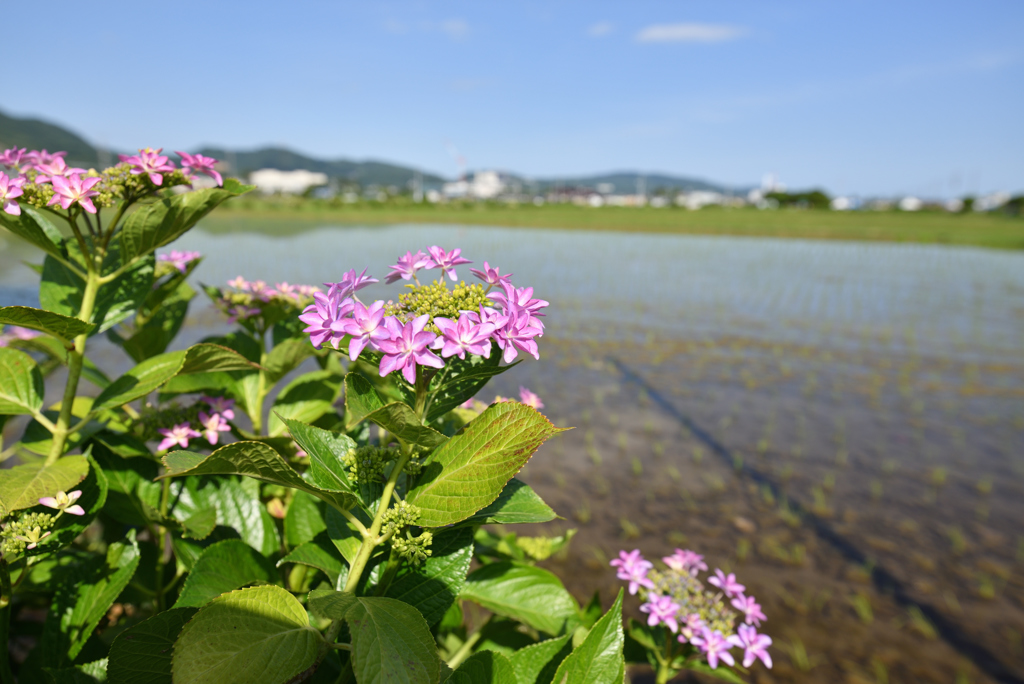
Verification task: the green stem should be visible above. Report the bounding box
[0,560,14,684]
[45,269,101,466]
[447,627,483,670]
[154,477,172,612]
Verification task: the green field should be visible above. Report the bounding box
[204,200,1024,250]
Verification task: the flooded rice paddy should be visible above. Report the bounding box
[2,224,1023,683]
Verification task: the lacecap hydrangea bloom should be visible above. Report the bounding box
[300,248,547,384]
[611,548,772,672]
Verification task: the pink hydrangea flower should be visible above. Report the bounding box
[0,326,42,347]
[729,624,772,669]
[341,300,388,361]
[385,250,434,284]
[28,149,66,167]
[708,569,745,598]
[427,246,471,281]
[120,147,176,186]
[158,250,201,273]
[678,613,705,641]
[610,549,655,595]
[469,261,513,287]
[177,151,223,186]
[518,386,543,409]
[690,627,735,669]
[640,594,681,632]
[731,594,767,627]
[198,411,231,446]
[33,157,85,185]
[201,395,235,420]
[299,291,354,349]
[0,147,28,170]
[490,282,549,321]
[47,174,101,213]
[493,310,542,363]
[663,549,708,576]
[327,268,378,300]
[0,172,25,216]
[431,313,494,360]
[227,305,261,323]
[38,490,85,516]
[376,315,444,384]
[157,423,200,451]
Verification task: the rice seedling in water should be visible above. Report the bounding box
[736,538,751,562]
[574,501,591,524]
[631,456,643,476]
[620,517,640,540]
[871,657,890,684]
[907,606,938,639]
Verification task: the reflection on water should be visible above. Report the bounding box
[2,223,1023,682]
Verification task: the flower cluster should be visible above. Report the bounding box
[212,276,319,325]
[0,326,42,347]
[157,250,202,274]
[0,512,57,556]
[300,247,547,385]
[612,549,772,671]
[0,147,223,217]
[156,396,235,451]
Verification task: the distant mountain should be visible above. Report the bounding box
[532,171,731,194]
[0,108,740,193]
[198,146,447,188]
[0,109,100,167]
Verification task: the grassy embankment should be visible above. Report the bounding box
[204,199,1024,250]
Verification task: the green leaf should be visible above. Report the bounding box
[267,369,343,437]
[121,283,193,362]
[40,533,140,666]
[40,251,155,335]
[458,479,556,526]
[44,658,108,684]
[0,455,89,515]
[179,507,218,540]
[171,584,322,684]
[264,336,316,385]
[461,562,579,636]
[209,478,281,556]
[179,343,262,374]
[407,402,566,527]
[445,651,517,684]
[346,596,441,684]
[88,438,160,527]
[508,634,574,684]
[426,352,518,422]
[0,204,65,260]
[0,305,93,341]
[174,539,278,608]
[119,179,254,263]
[384,527,474,627]
[305,588,357,620]
[277,416,357,496]
[159,441,360,512]
[344,373,446,448]
[325,507,364,566]
[28,453,109,558]
[284,489,327,548]
[551,590,625,684]
[0,347,45,415]
[91,350,186,412]
[278,533,345,587]
[107,607,197,684]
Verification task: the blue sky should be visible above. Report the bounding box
[3,0,1021,197]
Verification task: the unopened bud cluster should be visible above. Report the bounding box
[342,445,401,483]
[381,500,421,536]
[392,530,433,565]
[0,512,57,556]
[386,279,490,333]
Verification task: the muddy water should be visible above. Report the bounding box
[2,224,1023,682]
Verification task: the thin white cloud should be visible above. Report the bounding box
[588,21,613,37]
[635,23,746,44]
[439,18,469,40]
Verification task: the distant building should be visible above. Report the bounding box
[442,170,508,199]
[249,168,329,195]
[898,196,923,212]
[676,191,725,210]
[974,192,1010,212]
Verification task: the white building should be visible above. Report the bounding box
[676,191,725,210]
[442,170,508,199]
[249,168,329,195]
[898,196,923,212]
[975,192,1010,212]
